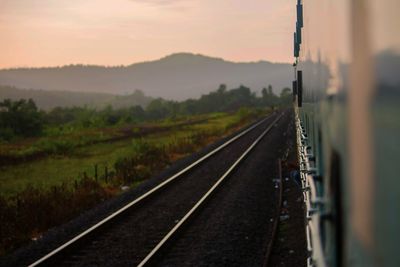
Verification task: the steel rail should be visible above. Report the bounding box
[262,158,284,267]
[28,112,277,267]
[137,113,284,267]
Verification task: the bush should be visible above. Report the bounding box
[0,99,43,140]
[34,139,76,155]
[131,139,170,168]
[0,178,113,256]
[114,140,170,184]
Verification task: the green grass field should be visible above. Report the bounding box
[0,109,264,197]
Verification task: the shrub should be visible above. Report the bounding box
[114,140,170,184]
[0,178,113,256]
[34,139,76,155]
[0,99,43,139]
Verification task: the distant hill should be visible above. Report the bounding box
[0,53,292,101]
[0,86,152,110]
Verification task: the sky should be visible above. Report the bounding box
[0,0,295,68]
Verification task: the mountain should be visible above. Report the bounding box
[0,86,152,110]
[0,53,292,101]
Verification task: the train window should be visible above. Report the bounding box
[297,70,303,107]
[292,80,298,103]
[296,22,302,44]
[297,1,303,28]
[294,32,300,57]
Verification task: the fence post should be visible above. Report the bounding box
[94,164,98,182]
[105,166,108,183]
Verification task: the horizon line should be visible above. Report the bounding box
[0,52,292,71]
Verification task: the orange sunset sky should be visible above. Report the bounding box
[0,0,295,68]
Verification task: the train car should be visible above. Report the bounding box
[293,0,400,266]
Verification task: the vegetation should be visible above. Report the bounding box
[0,99,44,140]
[0,84,292,256]
[0,84,290,143]
[0,178,114,255]
[0,86,153,111]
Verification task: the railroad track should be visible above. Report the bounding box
[29,110,285,267]
[263,159,283,267]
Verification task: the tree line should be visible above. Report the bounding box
[0,84,292,140]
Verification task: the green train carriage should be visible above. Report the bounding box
[292,0,400,266]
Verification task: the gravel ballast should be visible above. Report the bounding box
[153,110,299,267]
